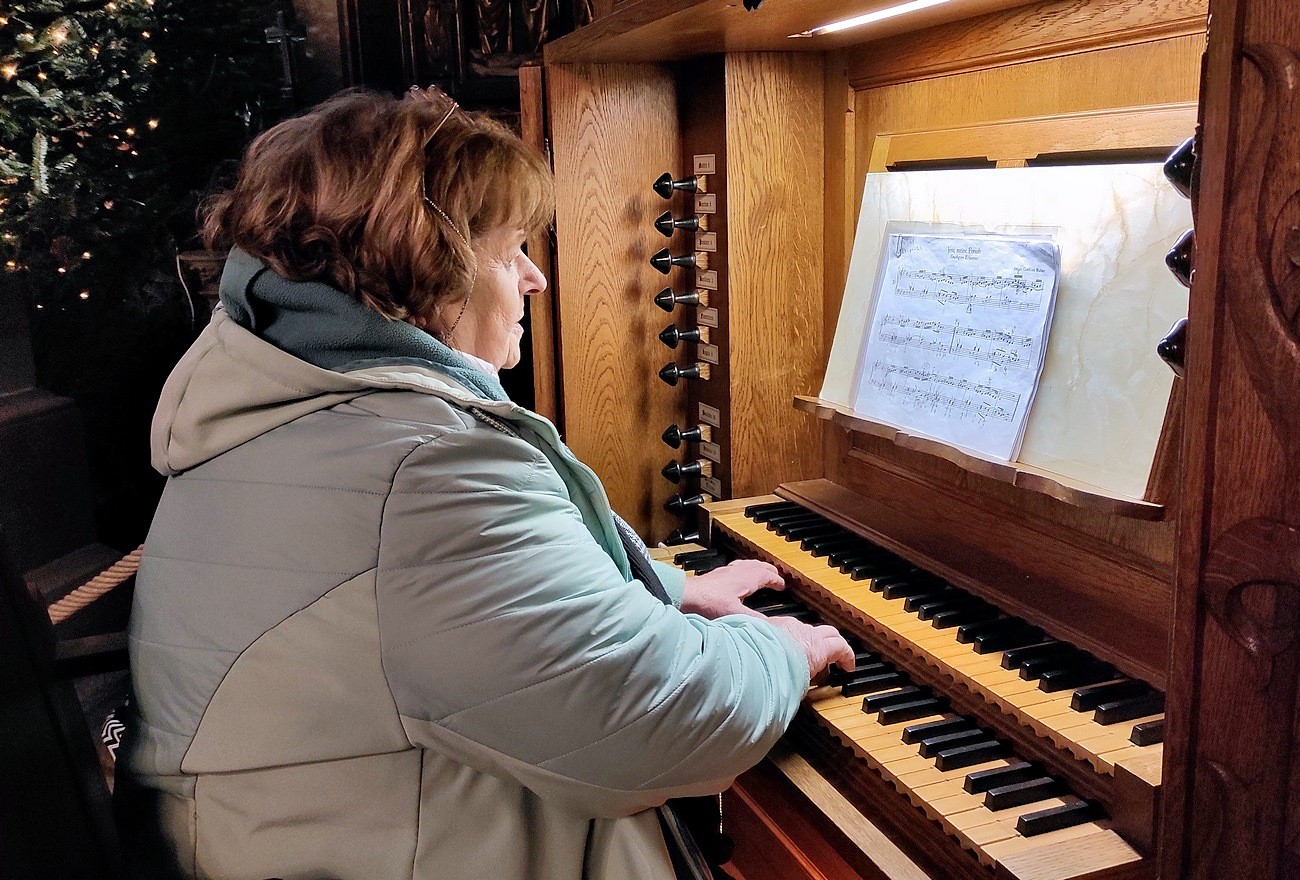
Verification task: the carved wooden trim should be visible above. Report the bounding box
[1223,44,1300,446]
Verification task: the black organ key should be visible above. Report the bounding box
[804,534,862,554]
[915,596,982,621]
[879,698,946,725]
[745,501,800,521]
[862,686,927,713]
[954,617,1015,644]
[849,562,914,582]
[935,740,1009,771]
[1130,718,1165,746]
[902,589,958,613]
[973,625,1046,655]
[1018,649,1088,680]
[1001,641,1072,670]
[985,777,1065,811]
[835,552,897,573]
[964,760,1038,794]
[1094,691,1165,725]
[1016,800,1101,837]
[1037,661,1115,692]
[931,605,999,629]
[842,671,905,697]
[901,716,971,745]
[673,549,720,565]
[779,522,844,540]
[882,580,946,601]
[918,728,989,758]
[1070,679,1150,712]
[766,512,823,531]
[872,572,942,593]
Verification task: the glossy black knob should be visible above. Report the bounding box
[666,528,701,545]
[1165,228,1194,288]
[665,493,706,514]
[654,211,701,237]
[650,248,698,274]
[653,172,699,199]
[661,459,705,483]
[1158,317,1188,378]
[658,362,702,386]
[659,324,702,349]
[654,287,701,312]
[662,424,704,448]
[1163,135,1196,199]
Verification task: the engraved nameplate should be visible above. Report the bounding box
[701,476,723,498]
[697,270,718,290]
[693,154,717,176]
[698,307,720,328]
[696,232,718,252]
[699,403,721,427]
[696,193,717,214]
[699,343,720,364]
[700,441,722,462]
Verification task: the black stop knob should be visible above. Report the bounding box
[659,324,702,349]
[661,459,705,483]
[658,363,702,386]
[654,211,701,237]
[654,288,701,312]
[1163,135,1196,200]
[666,528,701,545]
[1165,228,1194,288]
[1158,317,1188,378]
[662,424,704,448]
[650,248,698,275]
[665,493,706,514]
[653,172,700,199]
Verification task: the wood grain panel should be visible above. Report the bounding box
[839,0,1207,90]
[547,63,686,538]
[724,53,827,498]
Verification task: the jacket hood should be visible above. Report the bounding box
[150,251,518,475]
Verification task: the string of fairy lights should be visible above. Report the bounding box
[1,0,162,308]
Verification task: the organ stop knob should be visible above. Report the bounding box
[654,211,703,237]
[658,363,703,386]
[653,172,701,199]
[666,527,701,545]
[654,288,701,312]
[651,248,705,274]
[662,424,704,448]
[659,324,702,349]
[1158,317,1188,378]
[665,493,706,514]
[1163,135,1196,199]
[661,459,706,482]
[1165,229,1194,288]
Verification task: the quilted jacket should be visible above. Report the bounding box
[124,254,810,880]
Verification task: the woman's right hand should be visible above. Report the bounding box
[766,616,856,680]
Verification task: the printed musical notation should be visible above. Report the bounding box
[852,229,1060,461]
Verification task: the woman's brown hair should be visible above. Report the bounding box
[201,89,554,323]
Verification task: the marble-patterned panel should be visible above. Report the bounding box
[822,165,1191,499]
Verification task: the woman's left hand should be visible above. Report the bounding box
[680,559,785,619]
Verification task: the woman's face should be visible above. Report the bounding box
[442,225,547,371]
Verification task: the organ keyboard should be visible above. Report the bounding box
[654,494,1164,879]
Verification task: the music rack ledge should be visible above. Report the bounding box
[792,395,1165,521]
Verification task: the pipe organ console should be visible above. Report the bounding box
[536,0,1300,876]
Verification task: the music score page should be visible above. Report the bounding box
[851,229,1060,461]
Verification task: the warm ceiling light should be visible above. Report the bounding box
[792,0,956,37]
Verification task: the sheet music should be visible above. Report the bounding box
[851,229,1060,461]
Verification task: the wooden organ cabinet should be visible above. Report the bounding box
[528,0,1300,877]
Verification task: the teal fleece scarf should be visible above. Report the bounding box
[217,248,510,403]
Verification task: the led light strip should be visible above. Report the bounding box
[791,0,955,38]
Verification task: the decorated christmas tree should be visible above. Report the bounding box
[1,0,282,313]
[0,0,284,545]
